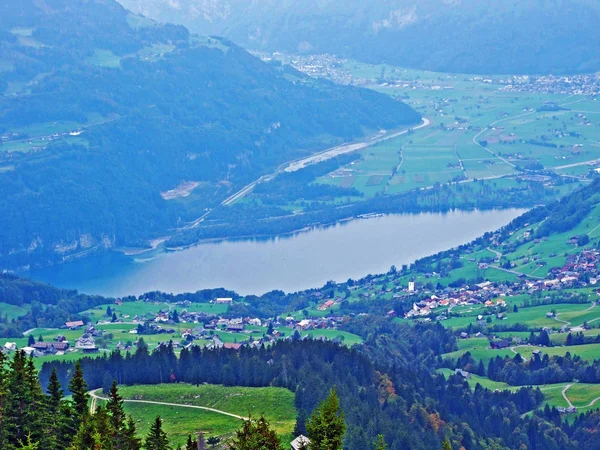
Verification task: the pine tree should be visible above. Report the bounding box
[374,434,387,450]
[71,406,110,450]
[46,368,67,450]
[229,415,284,450]
[123,416,142,450]
[102,372,114,395]
[306,388,346,450]
[185,435,198,450]
[145,416,171,450]
[28,335,35,346]
[107,380,127,447]
[69,362,90,428]
[17,433,39,450]
[206,436,220,449]
[0,349,7,449]
[442,438,452,450]
[25,356,46,444]
[5,351,46,447]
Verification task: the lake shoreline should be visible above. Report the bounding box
[26,209,527,298]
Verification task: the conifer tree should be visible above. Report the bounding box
[374,434,387,450]
[5,351,45,447]
[206,436,220,449]
[123,416,142,450]
[46,368,68,450]
[69,362,90,422]
[71,406,110,450]
[145,416,171,450]
[107,381,126,432]
[17,433,39,450]
[0,349,7,449]
[442,438,453,450]
[306,388,346,450]
[185,435,198,450]
[229,415,284,450]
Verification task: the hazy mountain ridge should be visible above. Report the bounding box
[0,0,420,270]
[118,0,600,74]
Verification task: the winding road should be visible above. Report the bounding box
[89,389,248,420]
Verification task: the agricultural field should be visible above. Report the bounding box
[437,369,600,413]
[85,49,122,68]
[232,59,595,215]
[83,300,230,322]
[94,383,296,447]
[300,329,363,346]
[0,302,29,321]
[0,294,363,370]
[443,335,600,364]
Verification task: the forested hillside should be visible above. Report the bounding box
[0,0,419,271]
[119,0,600,75]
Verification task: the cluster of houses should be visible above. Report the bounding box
[498,72,600,96]
[404,281,511,319]
[2,296,350,356]
[402,242,600,322]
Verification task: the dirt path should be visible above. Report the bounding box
[562,384,574,408]
[89,389,248,420]
[588,222,600,237]
[583,396,600,408]
[488,265,544,280]
[487,247,502,259]
[510,346,528,361]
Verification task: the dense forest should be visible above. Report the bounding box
[0,0,420,271]
[119,0,600,75]
[0,348,348,450]
[36,318,600,449]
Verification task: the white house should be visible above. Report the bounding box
[291,435,310,450]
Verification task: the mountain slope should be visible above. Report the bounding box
[118,0,600,75]
[0,0,420,270]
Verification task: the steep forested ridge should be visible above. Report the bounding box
[0,0,420,271]
[119,0,600,75]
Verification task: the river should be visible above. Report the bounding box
[27,209,525,297]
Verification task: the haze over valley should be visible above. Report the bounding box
[3,1,600,450]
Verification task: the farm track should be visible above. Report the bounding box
[562,384,574,408]
[487,265,544,280]
[553,303,596,331]
[557,383,600,410]
[472,97,589,171]
[510,346,528,361]
[89,389,248,420]
[486,247,502,259]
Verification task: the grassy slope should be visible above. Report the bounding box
[97,383,296,446]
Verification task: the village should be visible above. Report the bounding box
[1,296,353,359]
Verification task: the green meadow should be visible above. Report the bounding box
[95,383,296,446]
